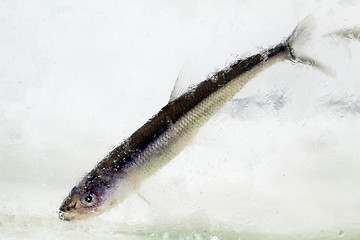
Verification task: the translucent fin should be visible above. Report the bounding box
[286,15,317,53]
[137,193,151,205]
[290,55,336,78]
[169,57,212,102]
[169,71,195,102]
[285,15,336,78]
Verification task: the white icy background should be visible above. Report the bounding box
[1,0,360,239]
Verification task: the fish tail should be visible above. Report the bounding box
[285,15,335,77]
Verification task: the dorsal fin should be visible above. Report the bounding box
[169,57,213,102]
[169,47,235,102]
[169,70,196,102]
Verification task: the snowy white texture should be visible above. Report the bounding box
[0,0,360,239]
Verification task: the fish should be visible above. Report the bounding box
[324,26,360,40]
[59,16,318,221]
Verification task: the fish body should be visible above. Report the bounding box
[59,17,314,221]
[325,26,360,40]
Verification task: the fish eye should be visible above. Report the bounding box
[81,192,97,206]
[85,195,92,203]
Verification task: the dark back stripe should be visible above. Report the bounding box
[88,43,287,181]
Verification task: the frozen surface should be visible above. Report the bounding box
[1,0,360,239]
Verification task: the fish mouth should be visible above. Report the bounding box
[58,209,77,221]
[58,199,77,221]
[58,206,93,221]
[58,203,100,221]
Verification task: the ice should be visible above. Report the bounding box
[1,0,360,239]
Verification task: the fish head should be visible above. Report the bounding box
[58,181,112,221]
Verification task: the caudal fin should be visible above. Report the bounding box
[285,16,335,77]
